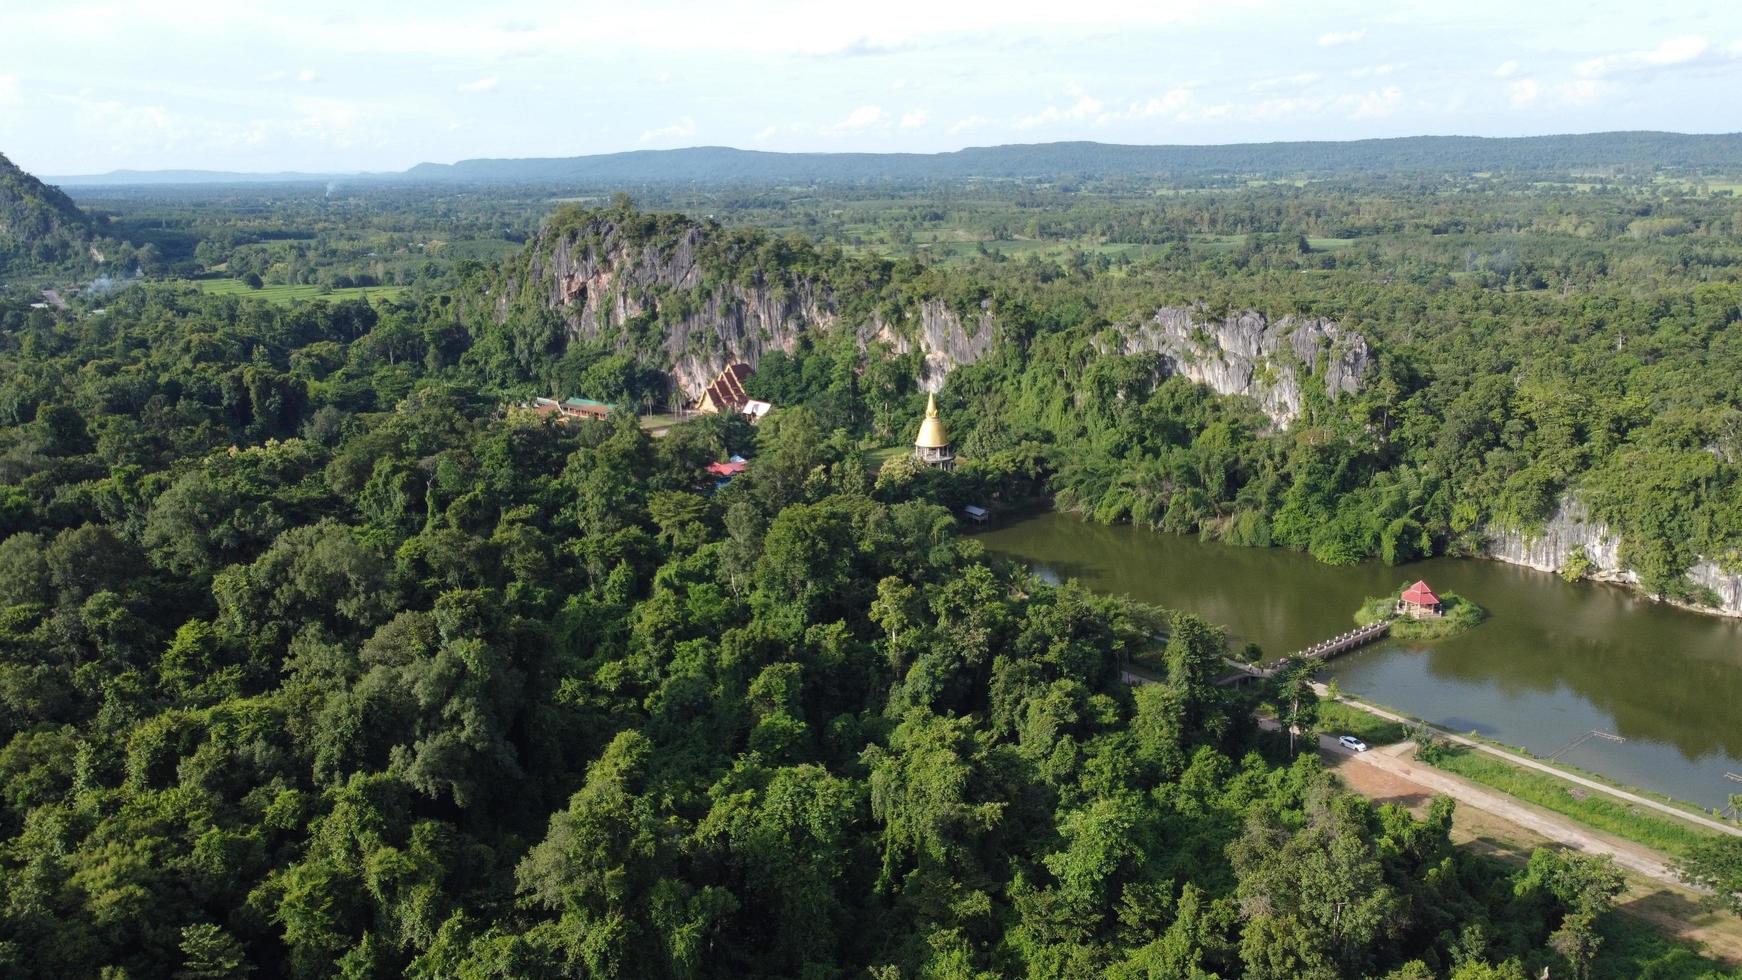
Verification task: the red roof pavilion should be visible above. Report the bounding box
[1399,580,1441,608]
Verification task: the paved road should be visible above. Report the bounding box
[1311,684,1742,839]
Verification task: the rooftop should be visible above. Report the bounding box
[1400,580,1441,606]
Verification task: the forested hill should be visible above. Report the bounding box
[402,132,1742,183]
[480,198,1742,614]
[49,130,1742,186]
[0,151,91,269]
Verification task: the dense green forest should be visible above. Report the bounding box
[0,281,1721,979]
[2,149,1741,976]
[467,190,1742,604]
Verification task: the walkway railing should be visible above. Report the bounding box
[1215,620,1391,685]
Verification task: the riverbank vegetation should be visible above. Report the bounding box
[1417,742,1722,859]
[1355,587,1488,639]
[1317,699,1411,746]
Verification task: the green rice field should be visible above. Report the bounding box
[181,278,407,305]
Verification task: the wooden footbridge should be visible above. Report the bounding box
[1215,620,1392,687]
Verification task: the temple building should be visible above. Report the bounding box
[913,393,954,470]
[696,363,753,415]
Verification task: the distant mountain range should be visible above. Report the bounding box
[44,132,1742,188]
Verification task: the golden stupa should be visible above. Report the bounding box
[913,393,954,469]
[915,393,948,448]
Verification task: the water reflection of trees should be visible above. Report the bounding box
[1420,624,1742,760]
[985,513,1742,761]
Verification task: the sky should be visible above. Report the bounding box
[1,0,1739,175]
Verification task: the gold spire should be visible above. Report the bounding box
[914,392,950,449]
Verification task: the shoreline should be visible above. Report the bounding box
[1313,684,1742,838]
[991,503,1742,624]
[1477,548,1742,622]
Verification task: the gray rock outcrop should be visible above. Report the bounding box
[501,217,997,397]
[1097,306,1372,426]
[1484,497,1742,617]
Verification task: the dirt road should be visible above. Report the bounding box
[1319,735,1742,965]
[1320,733,1682,882]
[1314,685,1742,838]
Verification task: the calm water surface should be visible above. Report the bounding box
[978,511,1742,810]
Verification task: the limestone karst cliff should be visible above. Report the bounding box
[1097,307,1373,426]
[495,213,995,398]
[1484,498,1742,617]
[498,211,1370,423]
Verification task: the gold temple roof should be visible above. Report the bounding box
[914,393,949,449]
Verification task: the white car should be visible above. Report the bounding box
[1337,735,1369,752]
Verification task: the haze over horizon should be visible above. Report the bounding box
[3,0,1740,176]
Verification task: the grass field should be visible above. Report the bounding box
[1316,700,1409,746]
[636,413,689,431]
[1591,908,1741,979]
[862,445,909,472]
[183,278,407,305]
[1420,743,1723,858]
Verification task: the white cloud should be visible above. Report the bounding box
[0,75,19,106]
[899,108,929,128]
[1248,93,1329,120]
[1348,63,1398,79]
[295,68,319,83]
[1178,101,1232,122]
[1349,85,1403,118]
[1249,72,1321,91]
[1576,34,1713,77]
[1494,60,1518,78]
[639,117,698,144]
[1318,30,1365,47]
[1127,87,1193,117]
[949,114,987,135]
[1555,79,1603,105]
[1016,93,1104,129]
[284,96,369,144]
[831,104,886,131]
[67,1,1244,63]
[459,76,500,92]
[1507,78,1540,107]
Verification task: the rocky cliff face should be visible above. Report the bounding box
[1483,498,1742,617]
[502,216,995,397]
[504,217,1372,416]
[1096,307,1372,426]
[872,299,998,394]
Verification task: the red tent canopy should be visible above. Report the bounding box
[706,461,748,477]
[1400,580,1441,606]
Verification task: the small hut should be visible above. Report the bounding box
[1396,580,1444,619]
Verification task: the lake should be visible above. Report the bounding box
[977,511,1742,811]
